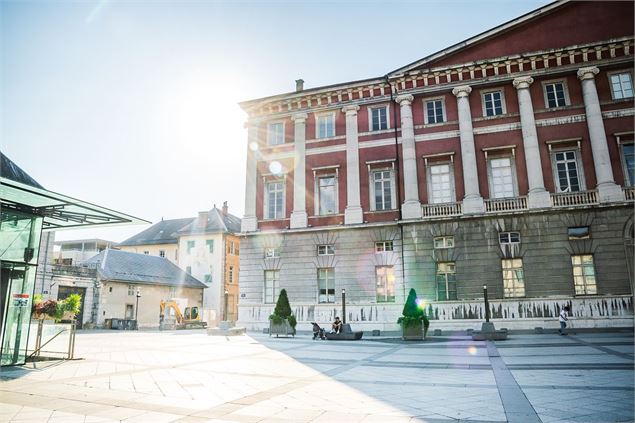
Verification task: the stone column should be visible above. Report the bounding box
[512,76,551,208]
[452,85,485,214]
[241,121,258,232]
[290,113,309,228]
[577,66,624,202]
[396,94,422,219]
[342,105,363,224]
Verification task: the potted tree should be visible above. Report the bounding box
[397,288,430,340]
[269,289,297,337]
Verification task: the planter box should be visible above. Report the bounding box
[401,321,425,340]
[269,319,295,337]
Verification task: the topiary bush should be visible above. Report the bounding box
[397,288,430,329]
[269,289,297,328]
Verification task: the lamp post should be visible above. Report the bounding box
[135,288,141,330]
[483,285,490,323]
[341,288,346,324]
[224,289,229,321]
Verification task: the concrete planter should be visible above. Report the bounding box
[269,319,295,337]
[401,321,428,340]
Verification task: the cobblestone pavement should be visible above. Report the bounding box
[0,330,632,423]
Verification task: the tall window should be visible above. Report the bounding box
[429,164,454,204]
[425,99,445,124]
[317,176,337,215]
[264,270,279,304]
[229,266,234,283]
[376,266,395,302]
[621,143,634,186]
[372,170,394,211]
[488,157,515,198]
[265,181,285,219]
[318,268,335,303]
[159,250,165,258]
[553,151,581,192]
[571,255,597,295]
[267,122,284,145]
[502,259,525,298]
[482,90,504,116]
[228,241,236,255]
[317,114,335,139]
[436,262,457,300]
[206,239,214,253]
[128,285,135,296]
[370,106,388,131]
[434,236,454,249]
[187,240,195,254]
[610,72,634,99]
[544,81,568,108]
[317,245,334,256]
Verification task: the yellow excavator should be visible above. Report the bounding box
[159,300,207,330]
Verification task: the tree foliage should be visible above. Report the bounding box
[269,289,297,328]
[397,288,430,329]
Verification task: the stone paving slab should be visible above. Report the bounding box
[0,330,633,423]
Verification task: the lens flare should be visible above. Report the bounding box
[269,161,282,175]
[415,299,426,310]
[468,345,477,355]
[249,142,259,151]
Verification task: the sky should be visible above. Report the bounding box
[1,0,550,243]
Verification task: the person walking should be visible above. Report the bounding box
[559,305,570,335]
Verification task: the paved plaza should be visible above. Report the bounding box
[0,329,633,423]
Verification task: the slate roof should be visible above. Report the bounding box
[1,152,44,189]
[84,249,206,288]
[118,217,194,246]
[177,207,242,235]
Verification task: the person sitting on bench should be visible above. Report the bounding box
[331,317,343,334]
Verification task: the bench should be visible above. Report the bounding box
[325,323,363,340]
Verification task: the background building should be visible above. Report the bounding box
[54,239,117,266]
[238,1,634,332]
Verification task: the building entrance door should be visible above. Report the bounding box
[57,286,86,329]
[1,262,34,366]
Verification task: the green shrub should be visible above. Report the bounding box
[62,294,82,316]
[269,289,297,328]
[397,288,430,329]
[287,315,297,329]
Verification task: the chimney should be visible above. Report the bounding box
[197,211,208,229]
[295,78,304,92]
[222,201,228,216]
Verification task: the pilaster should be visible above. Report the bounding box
[342,105,363,224]
[395,94,422,219]
[290,113,309,228]
[242,121,259,232]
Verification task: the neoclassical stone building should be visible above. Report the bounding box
[238,1,634,331]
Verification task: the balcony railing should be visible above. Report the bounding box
[422,201,463,218]
[551,190,598,207]
[624,186,635,201]
[485,196,528,213]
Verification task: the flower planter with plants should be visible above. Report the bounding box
[269,289,297,337]
[398,288,430,341]
[31,293,82,323]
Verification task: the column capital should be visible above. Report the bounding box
[512,76,534,90]
[341,105,360,116]
[395,94,414,106]
[291,112,308,123]
[452,85,472,98]
[577,66,599,80]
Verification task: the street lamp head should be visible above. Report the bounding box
[224,289,228,295]
[483,285,487,290]
[136,288,141,297]
[342,288,346,294]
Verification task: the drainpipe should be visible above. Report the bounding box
[385,75,407,302]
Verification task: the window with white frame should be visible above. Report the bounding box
[375,241,394,252]
[128,284,135,296]
[620,143,634,186]
[502,258,525,298]
[206,240,214,253]
[317,113,335,139]
[543,81,569,108]
[609,72,634,100]
[370,106,388,131]
[434,236,455,249]
[187,240,195,254]
[428,163,455,204]
[265,181,285,219]
[553,150,582,192]
[371,169,394,211]
[436,262,457,300]
[264,270,279,304]
[376,266,395,302]
[267,122,284,145]
[228,241,237,255]
[317,245,334,256]
[265,247,280,259]
[499,232,520,244]
[317,175,337,215]
[482,90,505,116]
[425,99,446,124]
[488,157,516,198]
[318,268,335,303]
[571,255,597,295]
